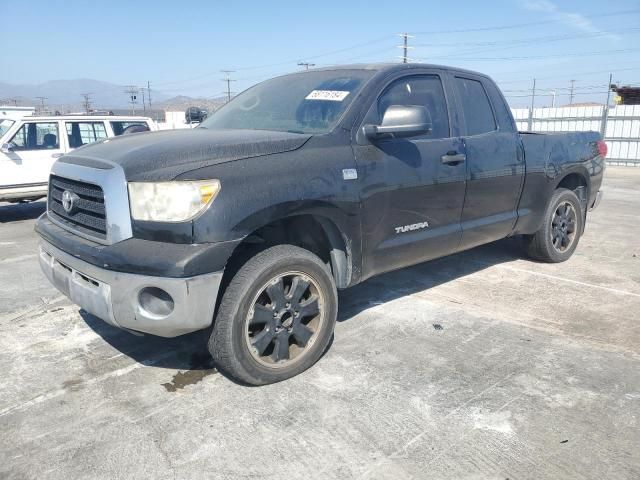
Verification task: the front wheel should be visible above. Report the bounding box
[209,245,338,385]
[524,188,584,263]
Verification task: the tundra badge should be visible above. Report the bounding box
[395,221,429,234]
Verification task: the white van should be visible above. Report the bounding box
[0,115,157,202]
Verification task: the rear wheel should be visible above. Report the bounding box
[525,188,584,263]
[209,245,337,385]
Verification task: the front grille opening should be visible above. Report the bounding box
[78,273,99,287]
[57,261,72,273]
[48,175,107,239]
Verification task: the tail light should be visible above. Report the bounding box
[597,140,608,158]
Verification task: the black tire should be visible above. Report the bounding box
[209,245,338,385]
[525,188,584,263]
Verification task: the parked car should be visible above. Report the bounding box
[185,107,208,124]
[0,115,156,202]
[35,64,606,385]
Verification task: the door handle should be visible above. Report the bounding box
[52,153,63,158]
[441,152,466,165]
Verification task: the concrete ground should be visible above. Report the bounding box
[1,167,639,480]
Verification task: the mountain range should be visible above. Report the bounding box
[0,79,224,113]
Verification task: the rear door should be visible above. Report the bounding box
[354,70,466,279]
[453,74,524,250]
[0,121,64,188]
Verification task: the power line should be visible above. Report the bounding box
[503,91,611,98]
[502,84,610,93]
[412,27,640,49]
[153,35,393,88]
[422,47,640,62]
[407,8,640,34]
[495,65,640,85]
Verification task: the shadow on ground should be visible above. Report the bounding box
[81,311,213,371]
[338,237,526,321]
[0,201,46,223]
[80,237,526,375]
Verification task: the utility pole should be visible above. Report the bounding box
[140,87,146,112]
[124,86,139,115]
[221,70,236,102]
[569,79,576,105]
[397,33,414,63]
[605,73,613,107]
[297,62,316,70]
[550,90,556,108]
[80,93,92,113]
[601,73,613,137]
[530,78,536,111]
[147,81,152,111]
[35,96,48,114]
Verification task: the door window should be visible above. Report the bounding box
[377,75,450,139]
[65,121,108,148]
[454,77,496,136]
[9,122,59,150]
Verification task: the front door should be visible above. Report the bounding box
[0,121,64,189]
[353,72,466,279]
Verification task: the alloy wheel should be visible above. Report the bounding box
[245,272,325,368]
[551,201,577,252]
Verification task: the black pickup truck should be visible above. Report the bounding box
[36,64,606,385]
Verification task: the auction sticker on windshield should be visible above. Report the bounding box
[305,90,350,101]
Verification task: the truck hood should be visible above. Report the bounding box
[60,128,312,181]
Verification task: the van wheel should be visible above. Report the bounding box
[525,188,584,263]
[209,245,338,385]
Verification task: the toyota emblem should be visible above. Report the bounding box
[61,190,78,214]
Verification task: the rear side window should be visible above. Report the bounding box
[111,121,149,136]
[377,75,450,139]
[65,121,108,148]
[484,81,516,132]
[454,77,496,136]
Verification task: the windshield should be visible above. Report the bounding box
[0,119,15,138]
[199,69,374,134]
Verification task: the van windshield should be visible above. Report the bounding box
[199,70,373,134]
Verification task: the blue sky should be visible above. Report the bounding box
[2,0,640,106]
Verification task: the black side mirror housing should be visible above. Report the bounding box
[363,105,433,140]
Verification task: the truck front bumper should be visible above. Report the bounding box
[39,240,222,337]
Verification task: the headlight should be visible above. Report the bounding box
[128,180,221,222]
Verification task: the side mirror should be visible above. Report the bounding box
[363,105,433,140]
[1,143,14,154]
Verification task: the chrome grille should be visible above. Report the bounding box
[48,175,107,239]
